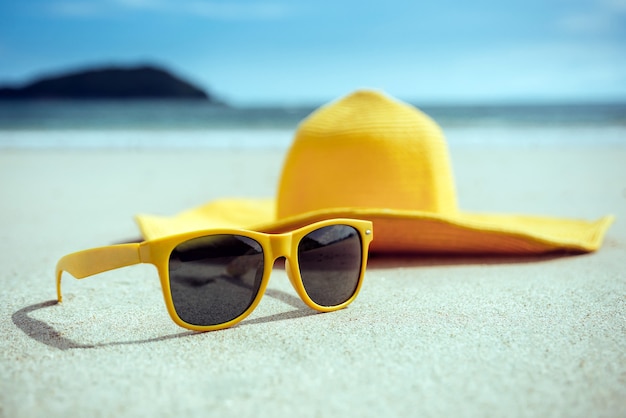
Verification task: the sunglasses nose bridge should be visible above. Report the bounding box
[268,233,293,260]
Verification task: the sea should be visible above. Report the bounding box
[0,100,625,149]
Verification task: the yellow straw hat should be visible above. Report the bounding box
[136,90,614,254]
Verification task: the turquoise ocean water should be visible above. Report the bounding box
[1,101,625,148]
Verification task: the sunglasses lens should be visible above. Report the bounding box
[168,235,264,326]
[297,225,363,306]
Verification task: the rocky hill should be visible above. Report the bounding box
[0,65,213,100]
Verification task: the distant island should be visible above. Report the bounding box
[0,65,216,101]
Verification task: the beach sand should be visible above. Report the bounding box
[1,142,625,417]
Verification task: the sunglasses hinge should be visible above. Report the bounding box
[138,243,153,264]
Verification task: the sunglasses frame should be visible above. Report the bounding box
[56,218,373,332]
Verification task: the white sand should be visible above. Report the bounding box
[1,141,625,417]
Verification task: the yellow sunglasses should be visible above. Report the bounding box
[56,219,373,332]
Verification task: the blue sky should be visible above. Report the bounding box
[1,0,625,105]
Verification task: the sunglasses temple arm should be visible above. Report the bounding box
[56,243,142,303]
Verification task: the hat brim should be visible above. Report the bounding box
[135,198,614,255]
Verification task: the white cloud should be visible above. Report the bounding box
[48,0,290,20]
[48,1,106,17]
[602,0,626,12]
[557,13,614,34]
[556,0,626,35]
[183,2,288,20]
[113,0,159,8]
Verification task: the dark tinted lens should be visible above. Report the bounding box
[168,235,264,326]
[298,225,362,306]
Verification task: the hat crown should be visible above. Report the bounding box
[277,90,458,218]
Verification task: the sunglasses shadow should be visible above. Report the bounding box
[239,288,318,328]
[11,300,198,350]
[11,288,315,350]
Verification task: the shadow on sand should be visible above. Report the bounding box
[14,251,582,350]
[11,288,315,350]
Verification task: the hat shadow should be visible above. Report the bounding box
[366,250,586,269]
[11,287,315,350]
